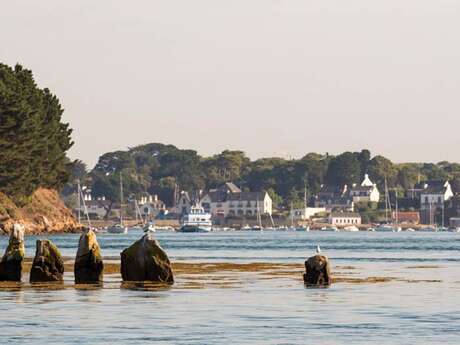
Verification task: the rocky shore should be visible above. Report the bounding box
[0,188,82,235]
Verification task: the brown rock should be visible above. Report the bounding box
[30,239,64,282]
[120,234,174,284]
[74,229,103,283]
[0,224,25,281]
[303,255,332,286]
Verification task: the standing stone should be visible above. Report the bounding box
[74,229,103,283]
[0,224,25,281]
[303,255,332,286]
[121,234,174,284]
[30,239,64,283]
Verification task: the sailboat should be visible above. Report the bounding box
[287,203,297,231]
[76,179,94,231]
[375,179,401,232]
[250,199,264,231]
[107,174,128,234]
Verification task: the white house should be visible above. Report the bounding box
[290,207,326,221]
[200,183,273,217]
[174,191,193,215]
[138,194,166,219]
[349,174,380,203]
[329,212,362,226]
[419,180,453,207]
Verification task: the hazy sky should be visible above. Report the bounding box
[2,1,460,168]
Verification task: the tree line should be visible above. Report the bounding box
[66,143,460,210]
[0,63,73,204]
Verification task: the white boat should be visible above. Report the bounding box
[177,205,212,233]
[107,223,128,234]
[342,225,359,232]
[417,226,438,232]
[375,224,401,232]
[296,225,310,232]
[320,226,338,232]
[108,174,128,234]
[447,227,460,233]
[404,228,416,232]
[241,225,252,231]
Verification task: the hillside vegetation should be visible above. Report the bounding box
[70,144,460,209]
[0,63,77,233]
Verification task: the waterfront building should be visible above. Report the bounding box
[138,194,166,219]
[290,207,326,221]
[419,180,453,224]
[200,182,273,217]
[329,212,362,226]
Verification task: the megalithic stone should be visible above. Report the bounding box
[30,239,64,283]
[74,229,103,284]
[0,224,25,281]
[121,233,174,284]
[303,254,332,286]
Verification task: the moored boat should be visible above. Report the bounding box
[177,205,212,233]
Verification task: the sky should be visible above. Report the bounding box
[2,1,460,168]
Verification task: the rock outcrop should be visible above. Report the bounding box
[74,229,104,283]
[121,234,174,284]
[0,223,26,281]
[303,255,332,286]
[30,239,64,282]
[0,188,82,235]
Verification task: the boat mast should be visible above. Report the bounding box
[394,190,399,225]
[257,199,262,228]
[120,174,123,227]
[291,202,294,227]
[384,178,389,223]
[77,179,81,224]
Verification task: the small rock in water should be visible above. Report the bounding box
[0,224,25,282]
[30,239,64,283]
[74,229,104,284]
[120,233,174,284]
[303,254,332,286]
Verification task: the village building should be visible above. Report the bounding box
[290,207,326,221]
[174,191,193,215]
[138,194,166,219]
[200,182,273,217]
[392,211,420,225]
[328,212,362,226]
[349,174,380,203]
[419,180,453,224]
[314,184,354,211]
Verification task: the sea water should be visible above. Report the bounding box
[0,231,459,344]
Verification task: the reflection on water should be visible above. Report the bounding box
[0,231,459,344]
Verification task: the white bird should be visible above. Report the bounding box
[316,245,321,254]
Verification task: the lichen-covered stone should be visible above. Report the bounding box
[74,229,103,283]
[121,234,174,284]
[303,255,332,286]
[0,224,25,281]
[30,239,64,282]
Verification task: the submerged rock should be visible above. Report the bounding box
[121,234,174,284]
[0,224,25,281]
[74,229,103,283]
[30,239,64,282]
[303,255,332,286]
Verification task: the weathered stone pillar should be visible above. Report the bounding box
[121,233,174,284]
[30,239,64,283]
[74,229,103,283]
[0,224,25,281]
[303,255,332,286]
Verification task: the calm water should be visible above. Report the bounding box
[1,231,460,344]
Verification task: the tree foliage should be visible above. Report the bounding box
[0,63,73,203]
